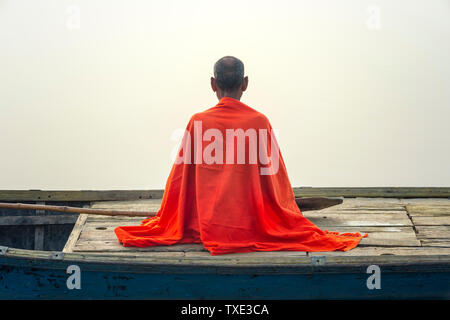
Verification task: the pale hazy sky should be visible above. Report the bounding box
[0,0,449,190]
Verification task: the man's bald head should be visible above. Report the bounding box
[213,56,245,92]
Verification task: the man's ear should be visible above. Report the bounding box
[241,76,249,92]
[211,77,217,92]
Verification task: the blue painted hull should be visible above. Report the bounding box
[1,253,450,299]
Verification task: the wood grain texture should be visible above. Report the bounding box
[0,190,163,202]
[421,240,450,247]
[400,198,450,205]
[305,212,412,227]
[415,226,450,239]
[292,187,450,198]
[406,205,450,216]
[308,246,450,256]
[90,199,162,212]
[63,214,88,253]
[73,241,207,252]
[412,216,450,226]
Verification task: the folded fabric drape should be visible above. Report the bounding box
[115,97,366,255]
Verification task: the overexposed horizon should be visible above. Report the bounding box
[1,0,449,190]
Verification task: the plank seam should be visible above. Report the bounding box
[404,205,422,247]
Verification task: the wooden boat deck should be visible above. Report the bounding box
[63,197,450,260]
[2,190,450,299]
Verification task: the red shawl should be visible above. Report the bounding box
[115,97,366,255]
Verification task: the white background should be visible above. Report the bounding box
[0,0,449,189]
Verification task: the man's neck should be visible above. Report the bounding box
[218,92,242,101]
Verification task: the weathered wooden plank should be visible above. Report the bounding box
[310,209,407,215]
[85,215,146,222]
[292,188,450,198]
[33,201,45,250]
[358,235,419,247]
[0,190,163,202]
[329,226,419,247]
[400,198,450,205]
[304,212,412,227]
[0,215,78,226]
[33,226,44,251]
[1,188,449,202]
[181,252,311,264]
[78,231,119,241]
[415,226,450,239]
[73,241,206,252]
[84,251,186,258]
[329,198,403,206]
[325,226,410,232]
[63,214,88,253]
[421,239,450,247]
[79,223,141,240]
[406,205,450,216]
[323,207,405,212]
[84,221,143,228]
[90,199,162,211]
[308,246,450,256]
[184,251,307,258]
[412,216,450,226]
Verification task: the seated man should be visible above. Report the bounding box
[115,56,366,255]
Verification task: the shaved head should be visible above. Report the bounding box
[213,56,245,91]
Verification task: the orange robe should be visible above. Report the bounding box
[115,97,366,255]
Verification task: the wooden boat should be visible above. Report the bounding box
[1,188,449,299]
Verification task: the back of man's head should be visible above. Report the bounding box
[213,56,245,92]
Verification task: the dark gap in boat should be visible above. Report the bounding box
[0,200,87,251]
